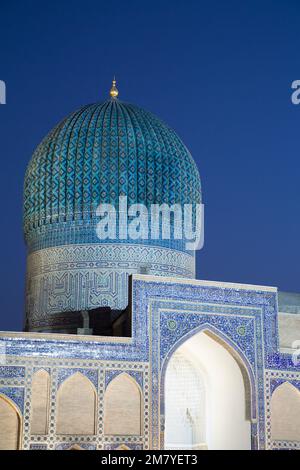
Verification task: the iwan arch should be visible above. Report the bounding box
[162,325,255,450]
[0,81,299,450]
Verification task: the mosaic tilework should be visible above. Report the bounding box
[103,442,143,450]
[57,368,98,388]
[0,376,25,387]
[30,444,48,450]
[26,243,195,330]
[0,276,299,450]
[55,443,96,450]
[129,277,297,450]
[24,101,201,243]
[265,352,299,372]
[105,370,143,390]
[0,355,149,450]
[265,369,300,450]
[0,366,25,378]
[269,378,300,395]
[0,386,24,413]
[33,367,50,374]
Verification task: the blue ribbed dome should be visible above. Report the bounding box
[24,97,202,330]
[24,100,201,251]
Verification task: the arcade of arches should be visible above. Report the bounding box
[0,332,299,449]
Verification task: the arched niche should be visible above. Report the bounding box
[56,372,96,435]
[104,373,142,436]
[31,369,50,434]
[0,394,21,450]
[271,382,300,442]
[162,326,255,450]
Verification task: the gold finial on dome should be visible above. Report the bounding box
[110,77,119,99]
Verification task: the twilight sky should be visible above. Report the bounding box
[0,0,299,331]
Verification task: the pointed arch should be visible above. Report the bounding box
[161,324,256,450]
[161,323,255,422]
[56,372,96,435]
[116,444,131,450]
[0,394,21,450]
[104,373,142,436]
[271,382,300,441]
[31,369,50,434]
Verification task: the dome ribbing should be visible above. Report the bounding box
[24,100,201,249]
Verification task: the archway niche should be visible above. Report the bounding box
[104,373,142,436]
[271,382,300,441]
[56,372,96,435]
[164,329,253,450]
[0,395,21,450]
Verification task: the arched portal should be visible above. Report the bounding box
[162,326,255,450]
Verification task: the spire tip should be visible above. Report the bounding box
[110,77,119,99]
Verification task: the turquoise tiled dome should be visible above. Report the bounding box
[24,99,201,252]
[24,96,202,330]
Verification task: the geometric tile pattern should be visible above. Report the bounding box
[26,243,195,330]
[24,100,202,248]
[264,369,300,450]
[0,275,299,450]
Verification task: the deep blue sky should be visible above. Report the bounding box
[0,0,299,331]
